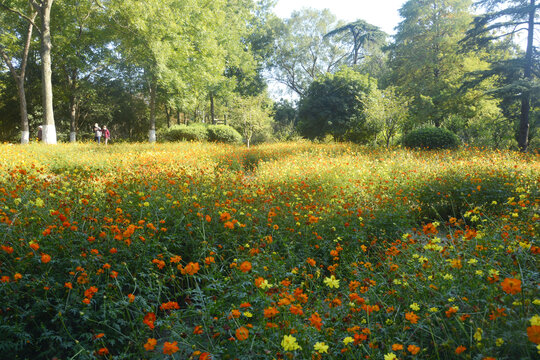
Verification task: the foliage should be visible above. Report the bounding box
[297,67,377,142]
[207,124,243,144]
[402,126,460,149]
[161,123,209,142]
[228,94,274,147]
[325,19,387,66]
[267,8,349,97]
[388,0,504,131]
[0,142,538,359]
[363,86,410,147]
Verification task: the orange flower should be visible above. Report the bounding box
[239,261,252,273]
[144,338,157,351]
[64,282,73,289]
[224,221,234,229]
[97,347,109,356]
[235,326,249,341]
[264,306,279,318]
[160,301,180,311]
[181,262,200,275]
[205,256,215,265]
[501,278,521,295]
[143,312,156,330]
[41,253,51,263]
[289,304,304,315]
[200,352,212,360]
[163,341,179,355]
[405,311,419,324]
[455,345,466,354]
[308,312,323,330]
[527,325,540,344]
[29,242,39,251]
[13,273,22,281]
[392,344,403,351]
[306,258,316,266]
[407,344,420,354]
[193,325,204,335]
[128,293,135,303]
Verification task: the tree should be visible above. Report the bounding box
[297,67,377,142]
[465,0,539,151]
[229,93,273,147]
[389,0,484,127]
[325,19,387,66]
[0,5,36,143]
[268,8,349,97]
[52,0,111,142]
[1,0,57,143]
[364,86,410,147]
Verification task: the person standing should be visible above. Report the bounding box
[103,126,110,145]
[93,123,102,143]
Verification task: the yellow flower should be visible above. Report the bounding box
[429,307,439,312]
[410,303,420,311]
[496,338,504,347]
[243,311,253,318]
[533,299,540,306]
[384,353,397,360]
[473,328,482,342]
[530,315,540,326]
[467,258,478,265]
[35,198,44,208]
[323,275,339,289]
[281,335,301,351]
[314,342,329,354]
[343,337,354,345]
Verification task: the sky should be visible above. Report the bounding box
[273,0,408,35]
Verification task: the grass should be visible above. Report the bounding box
[0,142,538,359]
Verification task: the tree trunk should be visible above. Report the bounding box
[210,93,216,124]
[177,109,181,125]
[518,0,535,152]
[35,0,57,144]
[165,105,171,128]
[0,11,36,144]
[17,77,30,143]
[69,93,78,142]
[149,78,157,142]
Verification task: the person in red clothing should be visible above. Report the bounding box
[103,125,111,145]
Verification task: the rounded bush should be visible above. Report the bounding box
[402,127,460,150]
[162,124,208,142]
[207,125,243,144]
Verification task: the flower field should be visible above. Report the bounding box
[0,142,538,360]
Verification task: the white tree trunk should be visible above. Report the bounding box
[42,124,57,143]
[21,131,30,144]
[70,132,77,142]
[36,0,56,144]
[149,129,156,143]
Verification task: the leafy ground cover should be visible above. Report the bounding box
[0,142,538,359]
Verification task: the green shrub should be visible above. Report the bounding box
[207,125,243,144]
[162,124,208,142]
[402,126,460,149]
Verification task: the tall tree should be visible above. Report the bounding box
[325,19,387,66]
[0,6,36,143]
[268,8,349,97]
[465,0,539,151]
[31,0,56,143]
[52,0,110,142]
[389,0,480,127]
